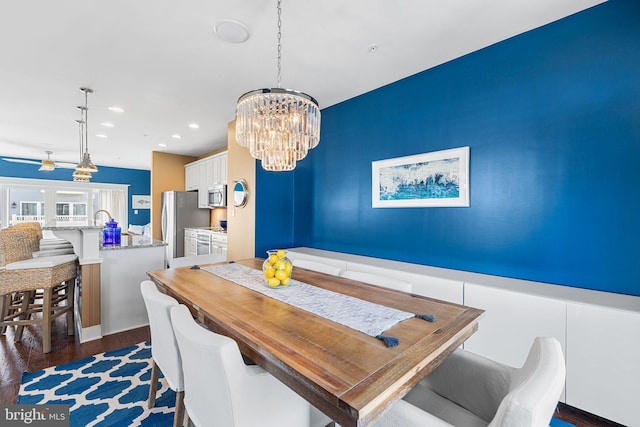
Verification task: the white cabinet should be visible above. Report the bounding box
[212,152,227,184]
[197,160,213,208]
[184,229,197,257]
[463,283,567,400]
[566,303,640,426]
[396,271,463,304]
[185,152,228,208]
[185,162,201,191]
[210,232,227,257]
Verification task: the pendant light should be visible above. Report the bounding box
[39,151,55,171]
[73,108,91,182]
[235,0,321,171]
[75,87,98,174]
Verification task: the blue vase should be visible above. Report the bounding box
[103,218,121,246]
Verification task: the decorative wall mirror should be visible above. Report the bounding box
[233,179,249,208]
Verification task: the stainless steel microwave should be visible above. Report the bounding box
[208,184,227,207]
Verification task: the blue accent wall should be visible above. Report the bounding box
[257,0,640,297]
[256,167,296,255]
[1,159,151,226]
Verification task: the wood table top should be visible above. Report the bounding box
[148,258,483,427]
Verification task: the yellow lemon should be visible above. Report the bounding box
[284,262,293,273]
[275,269,288,281]
[267,277,281,287]
[276,249,286,259]
[264,266,276,279]
[273,260,285,270]
[268,254,279,265]
[280,277,290,286]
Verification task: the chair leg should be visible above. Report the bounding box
[14,291,34,342]
[147,359,160,408]
[174,390,185,427]
[0,294,8,335]
[42,288,52,353]
[183,409,190,427]
[66,280,76,336]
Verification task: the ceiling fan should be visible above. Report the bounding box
[1,151,77,171]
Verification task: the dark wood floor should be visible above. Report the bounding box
[0,317,150,405]
[0,318,624,426]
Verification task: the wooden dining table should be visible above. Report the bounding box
[147,258,484,427]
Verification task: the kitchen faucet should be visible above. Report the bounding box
[94,209,112,226]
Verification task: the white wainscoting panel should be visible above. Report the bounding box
[566,302,640,427]
[463,283,567,401]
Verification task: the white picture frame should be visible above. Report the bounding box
[132,195,151,209]
[372,147,470,208]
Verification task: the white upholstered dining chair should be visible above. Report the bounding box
[170,304,329,427]
[293,259,343,276]
[340,270,413,293]
[140,280,185,427]
[374,337,566,427]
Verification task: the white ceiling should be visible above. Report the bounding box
[0,0,604,171]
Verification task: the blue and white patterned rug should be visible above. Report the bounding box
[17,341,574,427]
[17,342,175,427]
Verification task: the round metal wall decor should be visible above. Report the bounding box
[233,179,249,208]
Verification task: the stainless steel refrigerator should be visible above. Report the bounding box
[161,191,210,262]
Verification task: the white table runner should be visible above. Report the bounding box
[203,263,415,344]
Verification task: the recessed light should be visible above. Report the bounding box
[101,122,114,127]
[172,134,182,139]
[214,20,250,44]
[96,134,108,138]
[108,106,125,113]
[188,123,200,129]
[158,143,167,148]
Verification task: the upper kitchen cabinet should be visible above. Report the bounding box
[184,151,228,208]
[185,160,201,191]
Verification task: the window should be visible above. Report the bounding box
[56,202,87,216]
[74,204,86,216]
[21,202,39,216]
[7,188,46,225]
[1,177,128,229]
[56,203,69,216]
[55,191,90,226]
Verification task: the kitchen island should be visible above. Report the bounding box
[44,226,166,340]
[44,225,104,342]
[100,235,166,335]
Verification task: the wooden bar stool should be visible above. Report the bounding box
[10,223,75,328]
[0,226,78,353]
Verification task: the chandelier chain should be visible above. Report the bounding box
[277,0,282,88]
[84,89,89,153]
[77,112,83,163]
[75,87,97,178]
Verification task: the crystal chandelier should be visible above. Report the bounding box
[235,0,320,171]
[75,87,98,176]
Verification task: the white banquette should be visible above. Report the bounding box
[286,247,640,427]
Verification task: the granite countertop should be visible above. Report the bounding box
[43,225,104,230]
[186,227,227,235]
[100,234,167,251]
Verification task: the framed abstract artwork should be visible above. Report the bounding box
[372,147,469,208]
[131,195,151,209]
